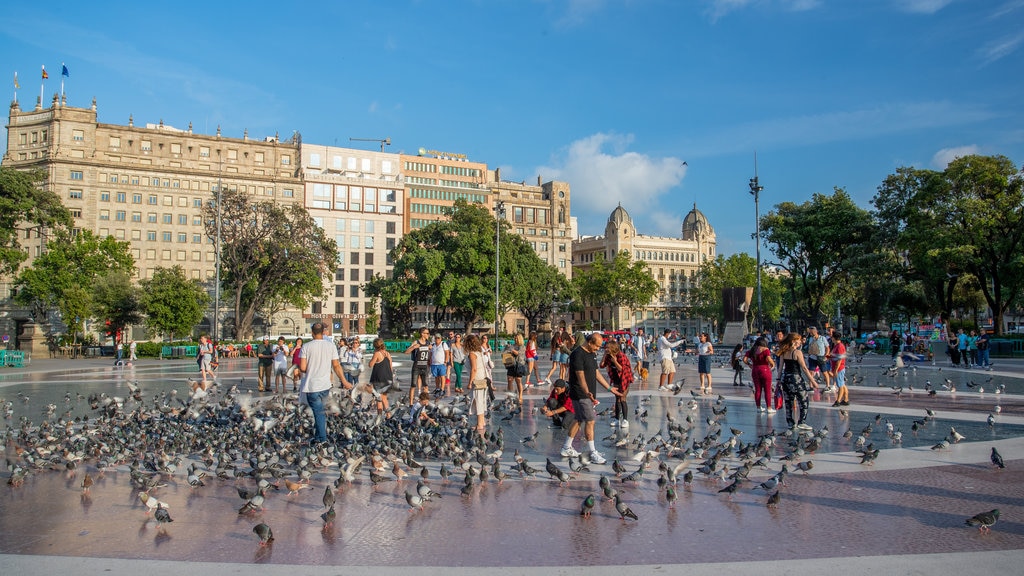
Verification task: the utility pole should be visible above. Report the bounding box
[749,153,764,334]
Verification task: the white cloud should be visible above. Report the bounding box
[706,0,819,21]
[977,31,1024,64]
[931,145,980,168]
[893,0,954,14]
[537,133,687,235]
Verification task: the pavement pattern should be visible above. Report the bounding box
[1,351,1023,574]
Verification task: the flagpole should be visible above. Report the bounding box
[40,65,45,106]
[60,62,64,100]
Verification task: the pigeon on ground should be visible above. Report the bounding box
[665,486,677,508]
[965,509,1000,534]
[580,494,596,518]
[253,523,274,546]
[766,490,780,509]
[320,505,336,528]
[154,503,173,531]
[323,485,336,509]
[405,490,425,512]
[614,495,638,521]
[991,447,1005,469]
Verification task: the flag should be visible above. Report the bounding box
[62,63,69,77]
[41,65,48,80]
[13,72,18,89]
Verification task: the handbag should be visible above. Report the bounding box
[773,382,784,409]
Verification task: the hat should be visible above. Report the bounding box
[552,379,568,388]
[262,336,270,341]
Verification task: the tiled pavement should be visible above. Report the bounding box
[1,353,1023,574]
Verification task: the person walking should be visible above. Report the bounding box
[503,333,526,404]
[775,332,818,430]
[465,334,488,439]
[195,334,215,391]
[523,332,540,388]
[128,340,138,365]
[367,337,395,415]
[632,327,649,382]
[656,329,685,391]
[404,328,432,406]
[744,337,775,413]
[450,334,466,395]
[543,327,569,385]
[429,333,451,396]
[830,329,849,406]
[696,332,714,394]
[256,337,275,392]
[561,332,614,464]
[600,339,632,429]
[298,322,352,446]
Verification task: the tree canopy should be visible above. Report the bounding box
[92,271,143,344]
[573,250,660,330]
[692,252,784,332]
[139,265,211,341]
[0,167,72,276]
[202,188,338,340]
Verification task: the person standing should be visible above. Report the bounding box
[775,332,818,430]
[290,338,303,391]
[128,340,138,365]
[429,333,450,396]
[976,330,991,368]
[600,340,632,429]
[632,328,649,382]
[298,322,352,445]
[656,329,686,391]
[196,334,215,390]
[805,327,832,391]
[481,333,495,404]
[967,330,979,368]
[561,332,613,464]
[404,328,432,406]
[830,329,849,406]
[957,328,970,368]
[341,336,363,392]
[465,334,488,439]
[543,327,568,385]
[367,337,395,415]
[450,334,466,395]
[731,343,746,386]
[272,337,290,394]
[696,332,714,394]
[256,337,275,392]
[523,332,540,388]
[744,337,776,413]
[504,333,526,404]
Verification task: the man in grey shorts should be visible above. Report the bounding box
[560,333,613,464]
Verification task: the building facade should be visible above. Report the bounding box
[300,143,405,336]
[572,204,716,337]
[2,95,304,340]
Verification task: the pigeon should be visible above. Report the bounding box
[405,490,425,512]
[795,461,814,474]
[154,503,173,531]
[766,490,780,509]
[987,414,996,427]
[665,486,677,508]
[253,523,274,546]
[417,480,442,501]
[931,438,950,451]
[859,450,879,465]
[323,485,336,510]
[950,427,966,444]
[965,509,1000,533]
[81,473,93,493]
[612,460,627,477]
[283,478,307,495]
[614,495,638,521]
[320,505,336,528]
[991,447,1005,469]
[580,494,596,518]
[718,479,742,496]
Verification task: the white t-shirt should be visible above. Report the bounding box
[301,338,339,393]
[657,335,684,361]
[273,343,290,367]
[430,342,449,366]
[633,334,647,361]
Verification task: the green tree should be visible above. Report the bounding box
[509,259,577,336]
[0,167,72,276]
[574,251,660,329]
[692,253,784,332]
[203,188,339,340]
[14,229,135,342]
[139,266,211,341]
[761,188,875,327]
[92,271,143,344]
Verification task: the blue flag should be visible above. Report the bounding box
[62,64,69,77]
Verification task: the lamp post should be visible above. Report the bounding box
[748,167,764,334]
[494,200,506,345]
[213,152,223,341]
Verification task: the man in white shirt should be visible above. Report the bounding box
[657,329,686,390]
[299,322,352,445]
[429,334,451,395]
[272,337,290,394]
[631,328,648,380]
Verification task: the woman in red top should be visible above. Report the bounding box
[524,333,540,388]
[600,340,632,428]
[744,336,776,413]
[290,338,303,391]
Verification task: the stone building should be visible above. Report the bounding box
[571,204,715,337]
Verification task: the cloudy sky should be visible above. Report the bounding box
[3,0,1021,257]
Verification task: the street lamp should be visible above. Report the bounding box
[213,151,223,341]
[494,200,506,344]
[749,165,764,334]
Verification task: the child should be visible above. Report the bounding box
[599,340,632,429]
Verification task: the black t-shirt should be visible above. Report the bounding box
[568,346,598,401]
[411,339,431,369]
[258,343,275,366]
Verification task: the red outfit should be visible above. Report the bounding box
[746,347,774,409]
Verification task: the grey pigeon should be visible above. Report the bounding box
[580,493,596,518]
[766,490,780,508]
[965,509,1000,533]
[614,495,638,521]
[253,523,274,546]
[991,447,1005,469]
[405,490,425,512]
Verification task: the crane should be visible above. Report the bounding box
[349,137,391,152]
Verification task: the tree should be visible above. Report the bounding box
[509,259,577,336]
[203,188,339,340]
[573,251,660,329]
[92,271,143,344]
[14,229,135,342]
[692,253,784,332]
[872,155,1024,334]
[139,266,210,341]
[761,188,874,327]
[0,167,72,276]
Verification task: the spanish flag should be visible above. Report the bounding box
[41,65,48,80]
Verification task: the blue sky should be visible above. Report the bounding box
[3,0,1022,257]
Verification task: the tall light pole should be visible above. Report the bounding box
[748,156,764,334]
[213,151,223,341]
[494,200,506,344]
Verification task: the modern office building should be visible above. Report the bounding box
[300,143,404,336]
[2,94,304,340]
[572,203,716,337]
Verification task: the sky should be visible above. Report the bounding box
[3,0,1023,258]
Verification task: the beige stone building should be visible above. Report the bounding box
[572,204,715,337]
[300,143,405,336]
[2,95,304,341]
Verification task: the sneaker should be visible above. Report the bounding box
[659,385,668,391]
[797,423,813,431]
[831,401,841,407]
[610,418,618,428]
[620,419,629,429]
[767,408,777,414]
[840,401,850,406]
[589,451,607,464]
[759,406,766,413]
[543,379,552,386]
[560,447,580,458]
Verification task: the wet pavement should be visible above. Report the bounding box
[1,352,1023,574]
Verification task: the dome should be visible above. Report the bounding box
[608,204,632,227]
[681,203,711,240]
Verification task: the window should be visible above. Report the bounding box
[335,302,344,314]
[72,129,84,141]
[99,209,110,221]
[350,252,360,265]
[200,146,210,158]
[109,136,120,148]
[283,188,294,198]
[132,194,142,204]
[170,143,181,154]
[365,253,374,265]
[69,190,83,199]
[255,152,264,163]
[309,153,321,167]
[178,215,187,225]
[69,209,82,218]
[193,198,203,208]
[193,234,202,243]
[147,231,156,241]
[178,233,187,243]
[350,302,359,315]
[131,212,142,222]
[148,195,157,205]
[364,236,374,249]
[70,170,83,180]
[148,213,157,223]
[115,210,126,221]
[162,232,172,242]
[163,214,172,224]
[350,269,359,281]
[193,216,202,226]
[281,155,291,165]
[514,207,524,223]
[364,269,373,281]
[101,192,110,202]
[116,192,126,203]
[350,285,360,297]
[386,222,396,234]
[335,269,345,281]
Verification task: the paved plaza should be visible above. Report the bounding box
[1,350,1023,575]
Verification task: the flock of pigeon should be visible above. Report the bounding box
[1,362,1013,549]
